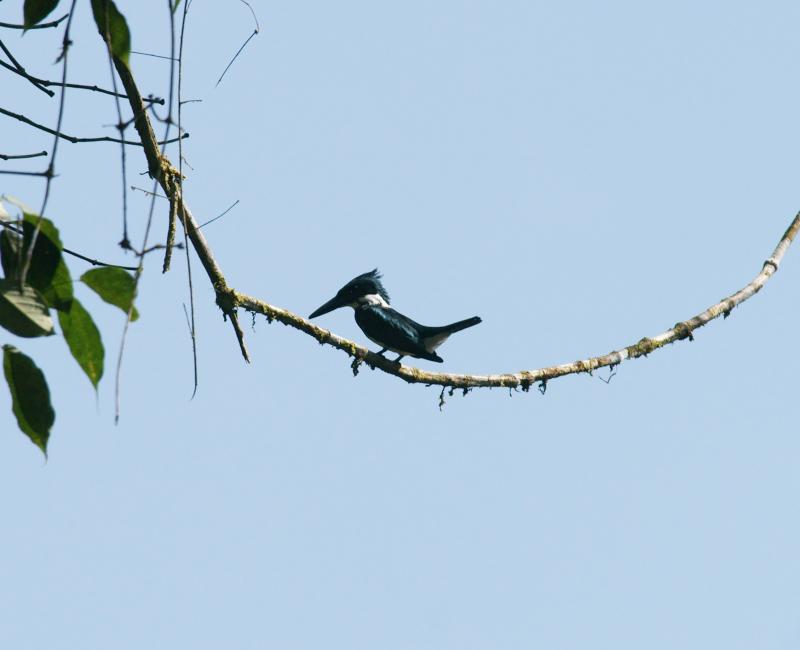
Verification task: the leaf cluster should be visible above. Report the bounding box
[1,204,139,456]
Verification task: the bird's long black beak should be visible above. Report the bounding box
[309,294,347,319]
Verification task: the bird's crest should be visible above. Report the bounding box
[348,268,390,303]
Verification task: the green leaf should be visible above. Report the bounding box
[18,214,73,311]
[172,0,182,13]
[58,298,104,389]
[23,214,63,284]
[0,279,54,338]
[91,0,131,66]
[23,0,60,28]
[0,228,22,281]
[3,345,54,456]
[40,258,73,312]
[80,267,139,321]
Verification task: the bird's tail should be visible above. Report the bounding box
[441,316,482,334]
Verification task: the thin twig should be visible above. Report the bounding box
[182,303,198,399]
[0,60,164,103]
[215,0,260,87]
[99,9,131,248]
[0,169,51,176]
[161,0,179,273]
[0,222,137,270]
[177,0,200,394]
[0,13,69,30]
[199,199,239,228]
[0,59,52,97]
[19,0,78,289]
[0,38,52,95]
[0,106,188,145]
[130,50,178,61]
[141,242,183,256]
[0,151,47,160]
[130,185,167,199]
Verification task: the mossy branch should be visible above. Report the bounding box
[110,56,249,361]
[234,210,799,389]
[107,43,800,389]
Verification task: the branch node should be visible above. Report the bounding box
[722,299,734,319]
[598,370,617,384]
[214,283,237,314]
[673,321,694,341]
[627,336,658,358]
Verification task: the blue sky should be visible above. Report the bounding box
[2,1,800,648]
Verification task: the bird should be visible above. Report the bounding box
[308,269,482,363]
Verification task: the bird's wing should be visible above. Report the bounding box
[354,306,431,357]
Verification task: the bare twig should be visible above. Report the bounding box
[0,60,164,103]
[182,302,198,399]
[130,50,177,61]
[19,0,78,290]
[98,9,131,248]
[215,0,259,87]
[176,0,200,394]
[0,222,137,270]
[0,38,52,95]
[130,185,167,199]
[0,151,47,160]
[161,0,180,272]
[0,13,69,30]
[0,106,188,145]
[198,199,239,228]
[0,169,51,176]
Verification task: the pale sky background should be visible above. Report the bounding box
[2,1,800,648]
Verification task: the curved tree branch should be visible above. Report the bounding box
[232,210,800,389]
[106,40,799,388]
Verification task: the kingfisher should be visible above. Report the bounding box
[308,269,482,363]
